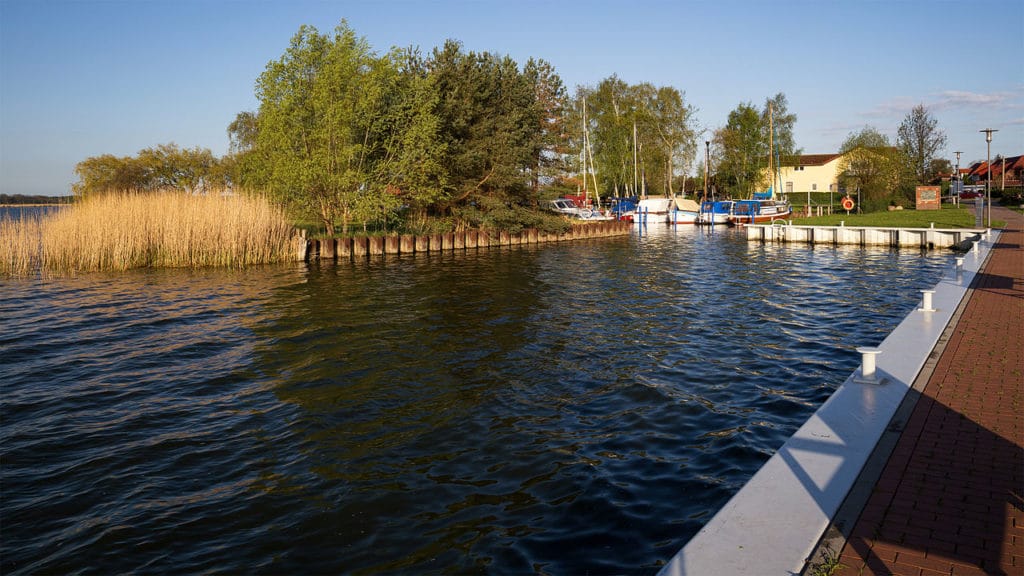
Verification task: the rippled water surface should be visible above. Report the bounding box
[1,225,951,574]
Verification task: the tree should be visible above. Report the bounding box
[713,93,798,199]
[73,154,147,196]
[897,104,947,184]
[428,40,543,223]
[524,58,569,200]
[645,86,698,196]
[572,77,698,199]
[837,126,906,211]
[714,102,763,198]
[252,22,443,235]
[73,144,221,196]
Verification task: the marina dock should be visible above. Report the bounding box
[745,222,988,249]
[660,206,1022,575]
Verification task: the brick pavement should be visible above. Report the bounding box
[835,206,1023,576]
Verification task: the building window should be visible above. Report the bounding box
[812,183,818,191]
[829,183,836,192]
[786,181,793,194]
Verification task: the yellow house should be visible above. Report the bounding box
[776,153,844,195]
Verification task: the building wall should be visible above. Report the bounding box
[777,157,844,194]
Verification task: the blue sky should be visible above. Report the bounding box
[1,0,1021,196]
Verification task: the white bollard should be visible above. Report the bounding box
[956,257,965,272]
[855,347,883,383]
[918,289,936,312]
[973,240,980,254]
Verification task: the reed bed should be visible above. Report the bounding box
[1,191,300,276]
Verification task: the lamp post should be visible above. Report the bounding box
[980,128,997,226]
[954,151,962,206]
[704,141,710,202]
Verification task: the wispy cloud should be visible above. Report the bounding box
[862,87,1024,119]
[930,89,1022,111]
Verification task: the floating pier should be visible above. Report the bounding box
[745,222,988,249]
[303,221,632,262]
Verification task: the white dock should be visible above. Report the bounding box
[745,222,988,249]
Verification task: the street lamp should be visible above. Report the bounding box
[954,151,962,206]
[980,128,997,226]
[704,141,710,201]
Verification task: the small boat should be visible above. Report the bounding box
[668,198,701,224]
[698,200,733,225]
[549,198,614,221]
[729,198,792,225]
[633,197,673,224]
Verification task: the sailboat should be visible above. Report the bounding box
[729,102,792,225]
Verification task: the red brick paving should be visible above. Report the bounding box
[836,206,1023,576]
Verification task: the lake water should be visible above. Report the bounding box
[0,223,951,574]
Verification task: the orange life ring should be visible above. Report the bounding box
[841,197,855,211]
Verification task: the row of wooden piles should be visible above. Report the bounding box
[304,221,633,261]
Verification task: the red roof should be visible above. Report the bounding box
[784,153,842,167]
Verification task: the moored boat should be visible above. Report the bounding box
[729,199,792,224]
[668,198,701,224]
[698,200,733,225]
[633,197,673,224]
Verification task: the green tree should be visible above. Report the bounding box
[73,154,147,196]
[897,104,947,184]
[137,143,217,194]
[252,22,443,235]
[524,58,569,200]
[428,40,543,225]
[713,93,798,199]
[572,77,697,199]
[714,102,763,198]
[837,126,906,211]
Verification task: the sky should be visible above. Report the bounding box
[1,0,1022,196]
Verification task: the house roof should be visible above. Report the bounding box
[783,153,842,167]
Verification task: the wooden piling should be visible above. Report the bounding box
[454,231,466,249]
[352,236,368,258]
[369,236,384,256]
[400,235,415,253]
[321,237,336,260]
[385,236,400,254]
[466,230,478,248]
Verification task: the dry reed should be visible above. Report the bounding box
[1,191,300,276]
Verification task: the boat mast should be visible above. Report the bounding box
[581,98,588,204]
[580,98,601,207]
[768,102,774,200]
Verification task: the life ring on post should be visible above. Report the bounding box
[841,196,855,211]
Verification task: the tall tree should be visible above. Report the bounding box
[252,22,442,235]
[897,104,947,184]
[428,40,542,219]
[837,126,905,211]
[714,102,764,198]
[523,58,568,200]
[713,93,798,199]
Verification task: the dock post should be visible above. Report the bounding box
[855,347,883,384]
[918,289,936,312]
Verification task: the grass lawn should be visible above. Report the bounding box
[790,205,1004,229]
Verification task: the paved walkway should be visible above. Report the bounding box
[835,206,1023,576]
